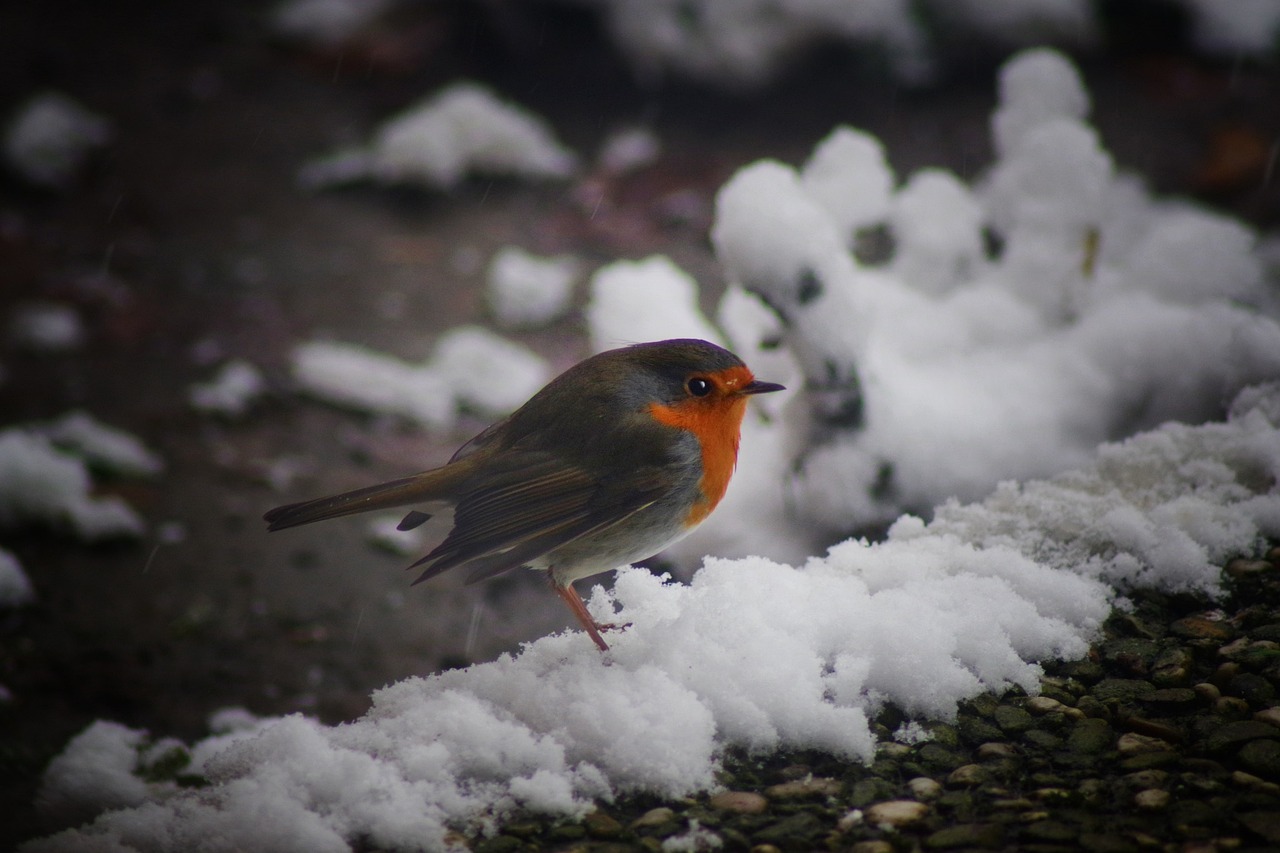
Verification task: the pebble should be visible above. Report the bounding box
[1214,696,1252,717]
[1171,615,1234,641]
[1203,720,1280,753]
[850,841,894,853]
[1026,696,1065,715]
[865,799,929,827]
[708,791,768,814]
[583,811,623,838]
[907,776,943,800]
[1133,788,1170,810]
[947,764,991,787]
[1255,707,1280,729]
[1067,718,1115,753]
[993,704,1035,734]
[1194,682,1222,702]
[1117,733,1174,754]
[764,776,841,799]
[1225,558,1274,578]
[630,807,675,829]
[924,822,1003,849]
[1240,739,1280,779]
[975,741,1019,759]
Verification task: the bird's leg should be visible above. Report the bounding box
[554,582,610,652]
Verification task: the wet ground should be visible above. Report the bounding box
[1,1,1278,847]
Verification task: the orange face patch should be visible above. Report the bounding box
[648,365,755,527]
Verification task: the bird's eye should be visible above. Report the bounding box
[687,377,713,397]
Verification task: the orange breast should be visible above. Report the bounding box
[648,365,754,527]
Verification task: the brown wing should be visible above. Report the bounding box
[408,451,668,585]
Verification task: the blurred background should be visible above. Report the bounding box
[1,0,1277,845]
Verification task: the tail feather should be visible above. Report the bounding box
[264,467,464,531]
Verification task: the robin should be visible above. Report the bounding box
[264,338,784,651]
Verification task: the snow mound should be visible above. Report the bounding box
[291,326,550,429]
[0,414,159,540]
[486,246,581,329]
[3,92,112,188]
[300,82,577,190]
[27,383,1280,852]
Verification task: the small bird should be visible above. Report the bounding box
[264,338,783,651]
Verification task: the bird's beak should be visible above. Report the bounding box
[741,379,786,395]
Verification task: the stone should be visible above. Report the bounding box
[708,791,768,814]
[1142,688,1198,708]
[976,741,1019,759]
[475,836,524,853]
[1078,832,1139,853]
[1027,696,1066,715]
[1171,616,1234,641]
[583,812,623,838]
[752,812,825,847]
[1214,696,1252,717]
[1193,683,1222,702]
[1023,820,1078,842]
[1133,788,1170,809]
[947,764,991,787]
[1122,716,1183,743]
[1117,733,1174,754]
[1226,558,1274,578]
[865,799,930,827]
[993,704,1035,734]
[924,822,1003,849]
[1230,673,1276,705]
[631,807,676,830]
[1239,810,1280,843]
[1067,718,1114,753]
[764,776,840,799]
[849,778,897,806]
[1075,695,1110,719]
[851,842,894,853]
[1203,720,1280,754]
[1240,738,1280,779]
[917,743,966,771]
[1093,678,1156,703]
[1255,707,1280,728]
[907,776,943,800]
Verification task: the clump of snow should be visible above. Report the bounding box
[7,301,86,352]
[38,411,164,478]
[189,359,267,418]
[1179,0,1280,56]
[0,548,35,608]
[2,92,112,189]
[702,47,1280,548]
[598,125,661,174]
[578,0,1275,87]
[586,256,723,353]
[300,82,577,190]
[0,419,154,540]
[291,326,550,429]
[29,382,1280,851]
[272,0,397,45]
[486,247,581,329]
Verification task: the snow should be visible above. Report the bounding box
[701,48,1280,549]
[188,359,267,418]
[271,0,396,45]
[3,92,112,188]
[586,256,723,353]
[7,301,86,352]
[21,46,1280,853]
[580,0,1277,86]
[597,126,661,174]
[0,420,154,540]
[38,411,164,478]
[485,246,581,329]
[300,82,577,190]
[0,548,35,608]
[291,326,550,428]
[27,384,1280,851]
